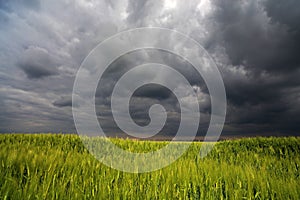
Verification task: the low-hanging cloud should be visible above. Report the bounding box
[18,46,59,79]
[52,96,72,107]
[0,0,299,137]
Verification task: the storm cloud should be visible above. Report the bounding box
[18,46,59,79]
[0,0,299,137]
[53,96,72,107]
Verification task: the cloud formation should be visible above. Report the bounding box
[52,96,72,107]
[0,0,299,137]
[18,46,59,79]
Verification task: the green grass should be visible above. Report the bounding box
[0,134,299,199]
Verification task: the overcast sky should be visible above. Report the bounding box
[0,0,299,137]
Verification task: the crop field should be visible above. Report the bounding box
[0,134,299,199]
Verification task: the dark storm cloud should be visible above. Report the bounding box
[220,66,300,135]
[18,46,59,79]
[0,0,299,137]
[192,0,298,136]
[95,49,210,136]
[0,86,75,133]
[223,69,300,107]
[53,97,72,107]
[133,84,172,100]
[213,0,300,73]
[98,49,207,92]
[264,0,300,31]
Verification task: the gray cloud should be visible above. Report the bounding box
[133,84,172,100]
[18,46,59,79]
[0,0,40,12]
[53,96,72,107]
[206,0,300,135]
[213,0,300,73]
[264,0,300,31]
[0,0,299,137]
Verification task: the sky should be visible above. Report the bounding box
[0,0,299,137]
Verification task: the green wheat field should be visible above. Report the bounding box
[0,134,299,199]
